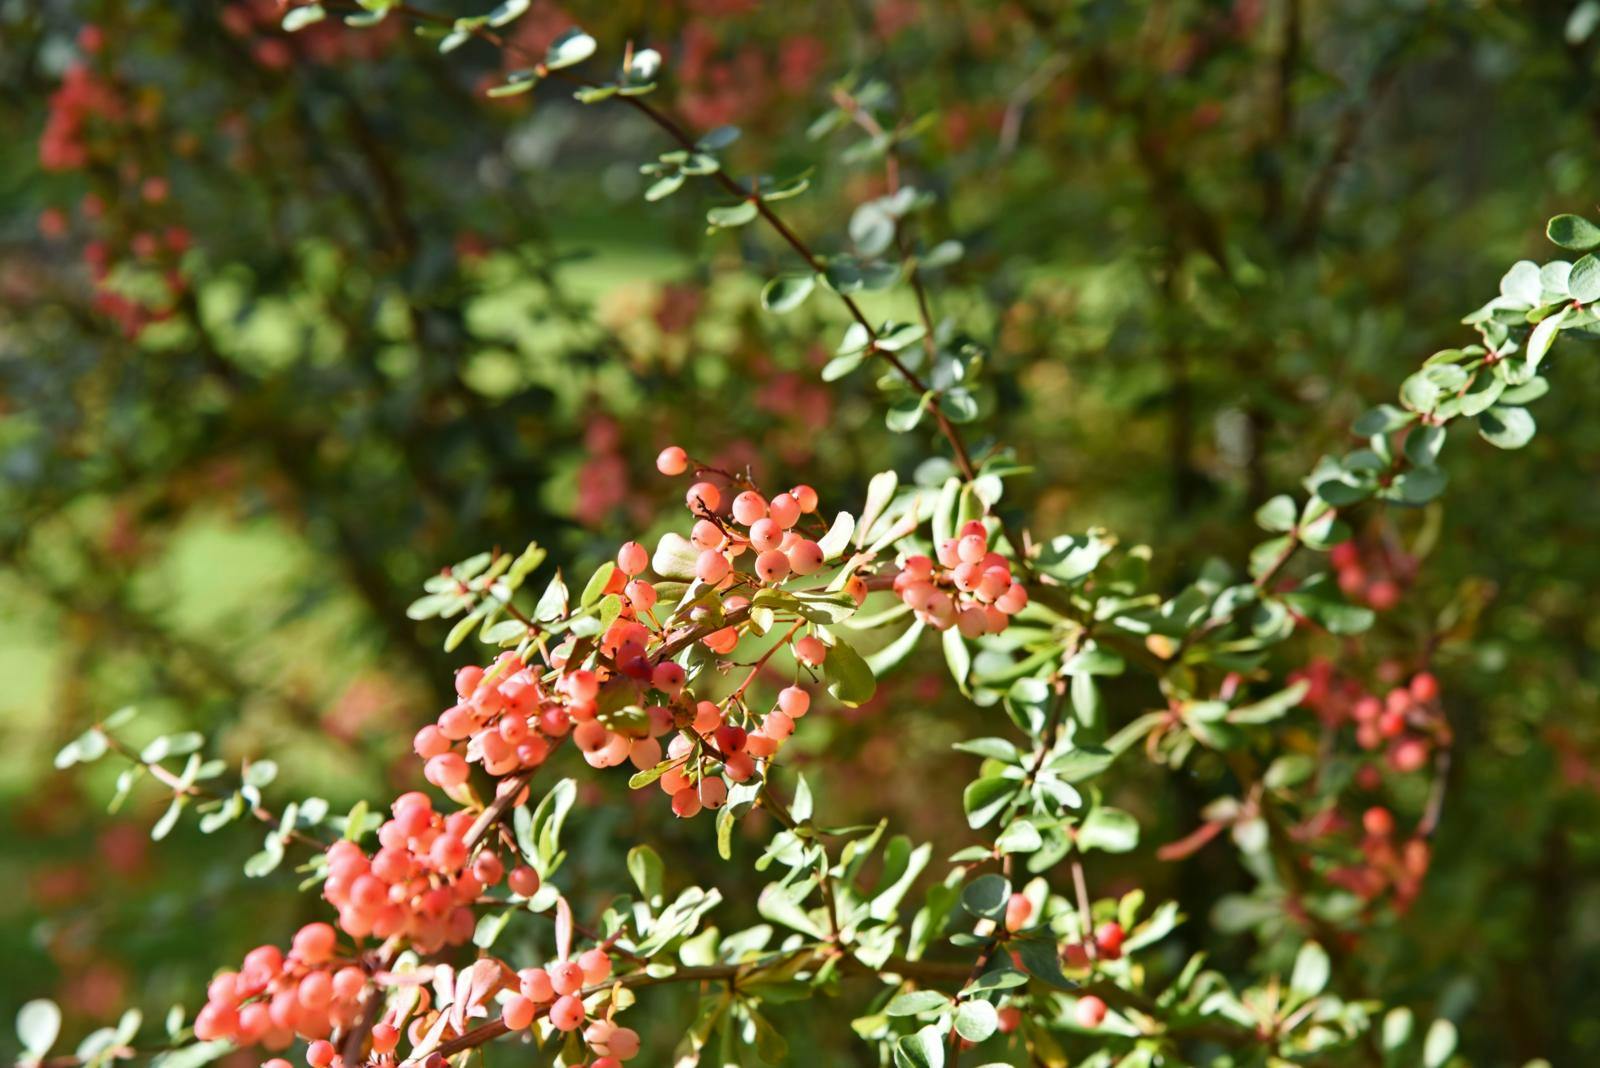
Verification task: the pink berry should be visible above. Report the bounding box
[306,1040,335,1067]
[548,994,585,1031]
[768,493,802,528]
[656,446,688,476]
[790,484,819,513]
[1075,995,1107,1028]
[755,549,790,583]
[749,518,782,552]
[787,539,824,575]
[502,995,536,1031]
[687,481,722,514]
[696,549,731,583]
[519,967,554,1002]
[616,541,648,576]
[292,923,337,964]
[778,686,810,718]
[371,1024,399,1053]
[550,960,586,996]
[671,789,703,818]
[579,947,612,984]
[794,636,827,666]
[731,491,767,525]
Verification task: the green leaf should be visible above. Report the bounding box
[996,819,1043,854]
[823,637,876,706]
[893,1026,946,1068]
[1423,1019,1458,1068]
[1289,941,1330,1002]
[581,562,616,607]
[954,999,999,1042]
[960,873,1011,920]
[18,999,61,1058]
[1548,213,1600,251]
[486,0,529,26]
[707,202,759,229]
[517,778,577,876]
[886,991,952,1016]
[545,27,596,69]
[960,780,1011,831]
[1571,253,1600,303]
[1352,405,1413,436]
[627,845,664,902]
[1077,805,1139,853]
[942,626,971,689]
[282,5,326,31]
[761,274,815,313]
[1254,494,1297,532]
[1478,406,1536,449]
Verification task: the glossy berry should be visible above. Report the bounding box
[656,446,688,476]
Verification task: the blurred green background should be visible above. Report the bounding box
[5,0,1600,1063]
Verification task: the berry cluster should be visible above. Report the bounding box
[656,446,827,589]
[1296,662,1445,775]
[498,950,637,1060]
[319,794,521,953]
[893,521,1028,636]
[1323,805,1433,911]
[1330,538,1412,613]
[192,924,373,1051]
[646,688,811,818]
[38,36,192,338]
[413,652,565,787]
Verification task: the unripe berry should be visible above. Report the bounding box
[656,446,688,476]
[548,994,585,1031]
[1075,995,1107,1028]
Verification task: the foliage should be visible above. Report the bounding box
[7,2,1600,1067]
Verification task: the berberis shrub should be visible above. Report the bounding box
[14,2,1600,1068]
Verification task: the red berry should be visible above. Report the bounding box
[1094,921,1124,959]
[1075,995,1107,1028]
